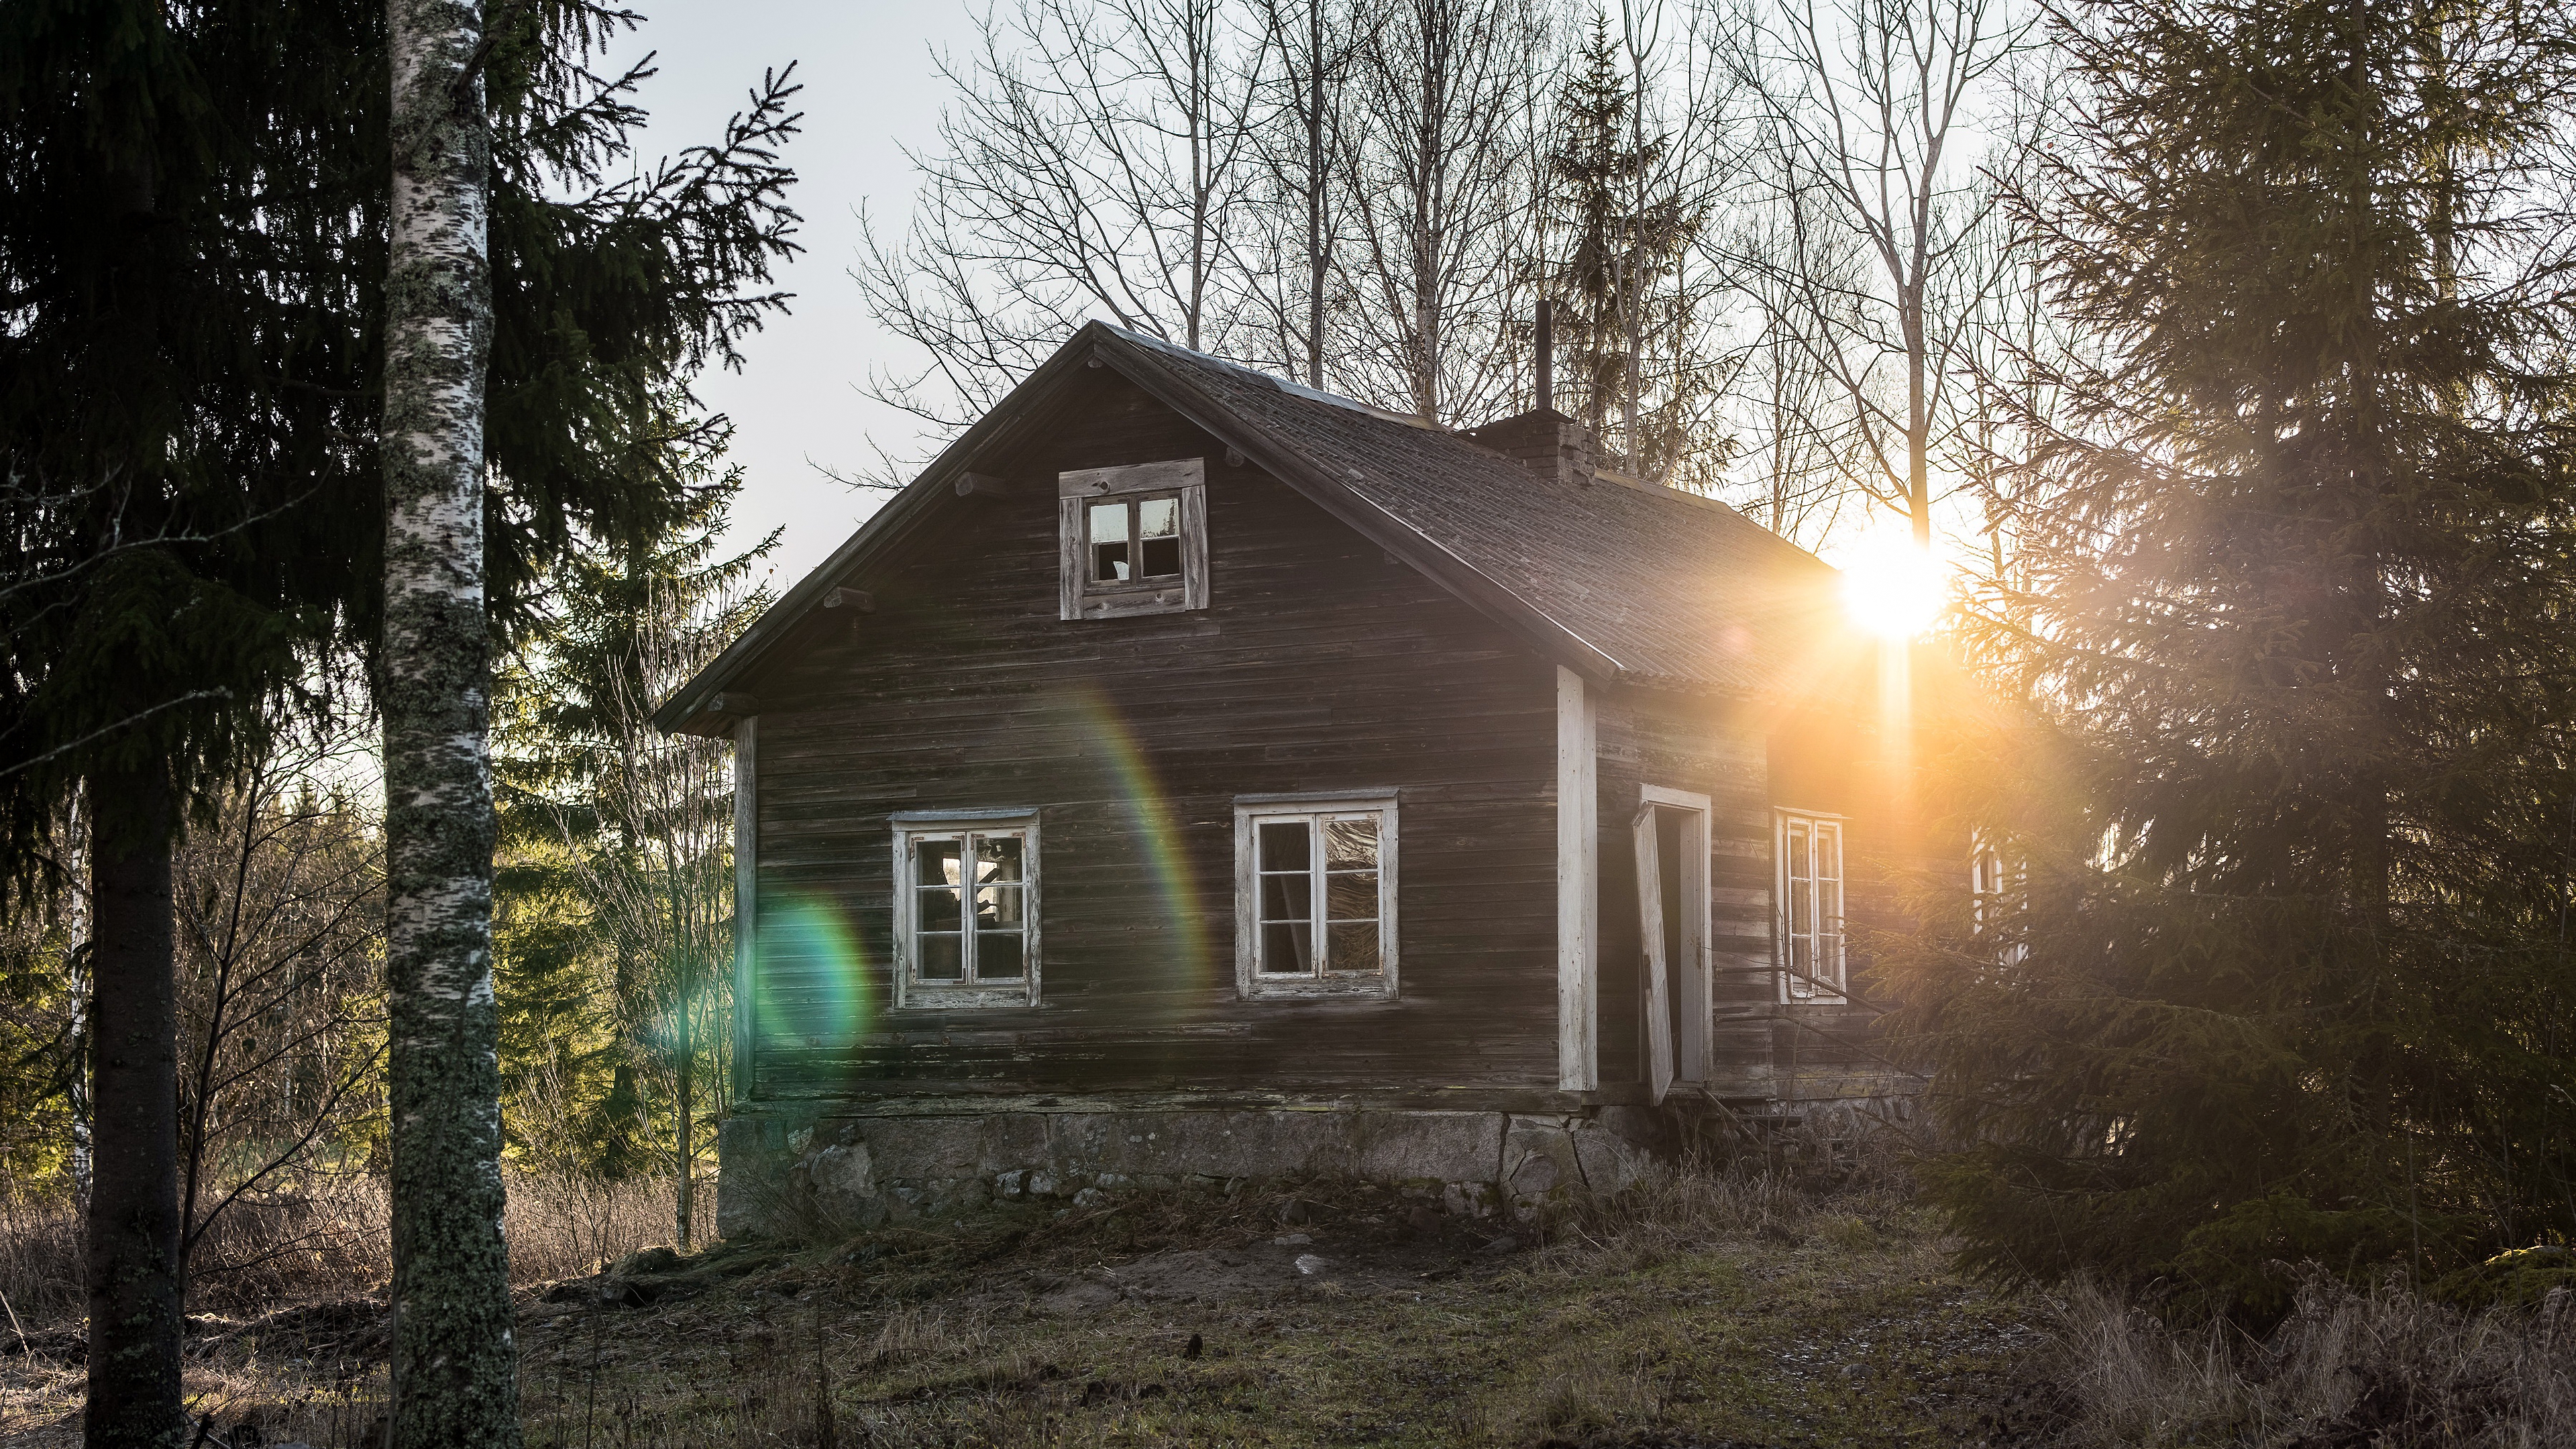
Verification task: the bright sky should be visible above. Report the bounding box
[593,1,1962,597]
[599,1,988,592]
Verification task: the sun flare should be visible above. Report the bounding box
[1839,525,1945,639]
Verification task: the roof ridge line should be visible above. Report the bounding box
[1099,323,1449,433]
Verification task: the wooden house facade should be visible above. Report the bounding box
[657,323,1925,1231]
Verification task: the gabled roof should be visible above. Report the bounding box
[655,322,1850,735]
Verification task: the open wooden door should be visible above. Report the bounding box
[1633,807,1674,1104]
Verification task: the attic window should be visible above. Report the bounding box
[1059,458,1208,619]
[1088,494,1183,584]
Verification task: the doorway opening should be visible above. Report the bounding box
[1633,786,1711,1104]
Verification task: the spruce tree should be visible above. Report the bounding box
[494,427,772,1226]
[1891,0,2576,1318]
[1542,10,1701,477]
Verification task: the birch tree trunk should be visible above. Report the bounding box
[382,0,515,1443]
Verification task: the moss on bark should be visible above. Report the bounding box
[382,0,517,1444]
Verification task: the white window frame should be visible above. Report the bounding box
[1059,458,1209,619]
[1970,830,2028,967]
[1232,790,1399,1000]
[890,808,1041,1009]
[1776,808,1847,1003]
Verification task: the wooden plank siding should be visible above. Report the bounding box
[736,374,1561,1102]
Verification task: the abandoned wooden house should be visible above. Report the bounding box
[655,321,1929,1233]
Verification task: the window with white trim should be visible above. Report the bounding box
[1776,809,1845,1001]
[1234,792,1398,1000]
[1059,458,1208,619]
[1970,832,2027,967]
[891,811,1039,1008]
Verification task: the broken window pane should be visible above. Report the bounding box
[975,835,1023,883]
[1089,500,1130,581]
[1258,820,1310,874]
[1325,871,1377,920]
[973,883,1021,929]
[904,824,1035,995]
[1240,802,1394,990]
[918,885,961,932]
[1322,817,1377,868]
[919,839,963,888]
[975,930,1024,980]
[1261,922,1313,973]
[918,933,963,981]
[1327,921,1381,974]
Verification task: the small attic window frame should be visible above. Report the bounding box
[1059,458,1209,619]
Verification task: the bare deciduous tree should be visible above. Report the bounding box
[173,720,385,1304]
[1236,0,1373,388]
[857,0,1269,425]
[538,580,743,1249]
[1338,0,1555,423]
[1729,0,2036,547]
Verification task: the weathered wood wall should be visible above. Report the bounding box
[739,373,1562,1101]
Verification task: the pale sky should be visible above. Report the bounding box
[598,1,989,591]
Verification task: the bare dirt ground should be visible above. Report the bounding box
[2,1173,2063,1448]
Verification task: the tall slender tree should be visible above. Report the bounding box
[1732,0,2034,548]
[1244,0,1370,389]
[1340,0,1554,423]
[3,3,357,1439]
[1544,9,1707,475]
[380,0,514,1438]
[1892,0,2576,1318]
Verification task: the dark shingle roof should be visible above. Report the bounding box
[656,323,1854,733]
[1110,330,1847,696]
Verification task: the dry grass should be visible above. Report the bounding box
[488,1157,2049,1449]
[0,1171,694,1333]
[2050,1271,2576,1448]
[0,1193,81,1328]
[9,1152,2043,1448]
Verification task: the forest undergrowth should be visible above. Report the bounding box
[1,1160,2569,1448]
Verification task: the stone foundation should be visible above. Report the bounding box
[715,1104,1677,1239]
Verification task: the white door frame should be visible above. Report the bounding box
[1638,784,1713,1090]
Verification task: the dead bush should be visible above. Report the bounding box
[0,1169,696,1338]
[1530,1140,1925,1280]
[2049,1270,2576,1448]
[503,1171,689,1285]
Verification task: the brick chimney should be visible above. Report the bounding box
[1466,407,1599,486]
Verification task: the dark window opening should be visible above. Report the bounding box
[1087,494,1184,586]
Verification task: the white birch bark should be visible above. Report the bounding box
[382,0,517,1442]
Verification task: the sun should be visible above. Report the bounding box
[1839,524,1946,639]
